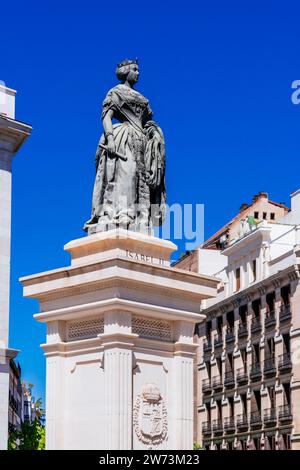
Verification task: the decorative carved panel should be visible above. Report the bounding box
[66,317,104,341]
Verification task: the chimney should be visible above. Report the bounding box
[258,191,268,199]
[290,189,300,215]
[0,82,16,119]
[239,203,248,213]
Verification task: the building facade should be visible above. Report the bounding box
[175,190,300,450]
[8,360,23,431]
[8,359,38,435]
[0,83,32,448]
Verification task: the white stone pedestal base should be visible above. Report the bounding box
[21,229,218,450]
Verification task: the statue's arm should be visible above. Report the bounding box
[102,109,115,158]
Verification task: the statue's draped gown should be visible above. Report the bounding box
[86,84,166,230]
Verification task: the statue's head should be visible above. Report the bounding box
[116,59,139,84]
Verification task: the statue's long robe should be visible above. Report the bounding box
[88,84,166,228]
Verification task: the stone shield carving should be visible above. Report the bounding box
[133,383,167,446]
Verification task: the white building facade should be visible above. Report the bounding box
[0,84,31,449]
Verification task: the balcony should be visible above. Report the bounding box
[278,353,292,373]
[224,370,235,388]
[203,338,212,354]
[224,416,235,433]
[265,311,276,328]
[280,304,291,322]
[202,378,212,394]
[264,356,276,377]
[214,334,223,350]
[238,322,248,338]
[236,413,248,431]
[212,419,223,435]
[202,421,212,436]
[278,405,292,423]
[250,362,262,381]
[264,408,277,427]
[250,410,262,428]
[226,327,235,344]
[236,367,248,385]
[212,375,223,392]
[251,316,261,335]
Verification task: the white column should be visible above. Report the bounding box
[0,152,12,350]
[0,89,31,449]
[172,321,197,449]
[0,150,13,450]
[44,321,66,450]
[45,355,65,449]
[103,343,133,449]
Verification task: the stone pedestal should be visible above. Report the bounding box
[0,85,32,449]
[21,229,218,450]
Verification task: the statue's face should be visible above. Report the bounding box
[127,63,139,84]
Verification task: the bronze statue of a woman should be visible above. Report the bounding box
[84,59,166,234]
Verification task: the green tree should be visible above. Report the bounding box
[8,382,45,450]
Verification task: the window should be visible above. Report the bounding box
[263,212,267,219]
[252,298,261,318]
[254,211,259,219]
[205,361,211,380]
[236,267,241,291]
[217,316,223,334]
[283,434,291,450]
[281,284,290,305]
[226,311,234,329]
[206,320,212,338]
[270,212,275,220]
[239,305,247,324]
[241,348,247,371]
[240,393,247,415]
[268,386,275,409]
[266,291,275,314]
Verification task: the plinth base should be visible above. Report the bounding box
[21,229,218,450]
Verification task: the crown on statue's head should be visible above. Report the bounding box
[117,58,139,68]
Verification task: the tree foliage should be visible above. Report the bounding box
[8,419,45,450]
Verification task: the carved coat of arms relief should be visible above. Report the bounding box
[133,383,167,447]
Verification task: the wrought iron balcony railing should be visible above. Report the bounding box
[224,416,235,433]
[278,404,292,422]
[214,334,223,349]
[264,356,276,376]
[265,310,276,328]
[202,421,212,435]
[212,375,223,391]
[278,353,292,372]
[224,370,235,388]
[202,378,212,394]
[280,304,291,322]
[212,419,223,434]
[236,413,248,430]
[226,327,235,343]
[238,322,248,338]
[203,338,212,353]
[263,408,277,427]
[251,316,261,334]
[250,362,262,381]
[236,367,248,385]
[250,410,262,428]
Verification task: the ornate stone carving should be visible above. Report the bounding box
[66,316,104,341]
[133,383,167,446]
[132,316,172,342]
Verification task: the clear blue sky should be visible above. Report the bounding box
[2,0,300,404]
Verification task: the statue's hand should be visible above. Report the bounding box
[107,136,116,159]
